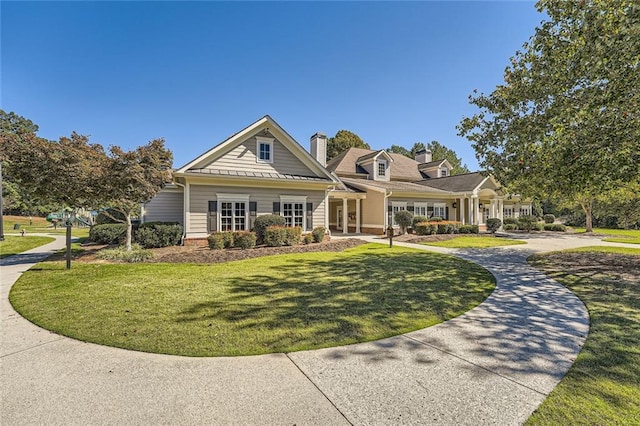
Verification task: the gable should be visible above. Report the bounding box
[176,115,339,183]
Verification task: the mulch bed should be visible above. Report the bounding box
[540,252,640,286]
[68,238,367,264]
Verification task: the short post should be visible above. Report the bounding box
[387,225,394,248]
[66,224,72,270]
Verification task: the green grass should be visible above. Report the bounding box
[422,235,527,248]
[10,244,495,357]
[3,215,90,238]
[0,235,56,259]
[526,246,640,424]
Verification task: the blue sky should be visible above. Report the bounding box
[1,1,543,170]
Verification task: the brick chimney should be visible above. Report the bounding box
[310,132,327,167]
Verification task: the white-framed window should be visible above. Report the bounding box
[440,167,448,177]
[392,202,407,225]
[520,207,531,216]
[504,208,513,218]
[256,136,274,164]
[217,194,250,232]
[414,202,428,217]
[280,196,306,230]
[433,203,446,219]
[377,160,387,177]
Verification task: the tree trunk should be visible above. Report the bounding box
[579,201,593,232]
[125,213,132,251]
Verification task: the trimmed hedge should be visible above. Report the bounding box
[254,214,286,243]
[232,231,256,249]
[207,233,226,250]
[517,215,537,232]
[415,221,465,235]
[135,222,182,248]
[264,226,302,247]
[89,224,127,244]
[311,226,326,243]
[430,216,444,222]
[503,223,517,231]
[415,222,437,235]
[544,223,566,232]
[458,224,479,234]
[303,233,313,244]
[543,214,556,224]
[486,218,502,233]
[412,215,429,229]
[503,217,518,225]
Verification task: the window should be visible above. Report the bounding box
[414,203,428,217]
[217,194,250,232]
[256,137,274,163]
[504,208,513,218]
[378,160,387,177]
[280,196,307,230]
[520,207,530,216]
[433,203,446,219]
[440,167,448,177]
[391,202,406,225]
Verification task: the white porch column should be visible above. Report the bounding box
[491,199,497,219]
[460,197,466,225]
[498,199,504,221]
[355,198,361,233]
[342,198,349,234]
[472,196,480,225]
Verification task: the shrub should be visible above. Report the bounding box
[486,218,502,233]
[135,222,182,248]
[95,208,127,225]
[89,224,127,244]
[303,233,313,244]
[437,223,456,234]
[394,210,413,234]
[503,217,518,225]
[414,222,436,235]
[430,216,443,222]
[207,232,235,250]
[503,223,517,231]
[311,226,326,243]
[232,231,256,249]
[517,215,537,232]
[531,222,544,231]
[543,214,556,224]
[96,244,153,263]
[458,224,479,234]
[264,226,302,247]
[254,214,286,244]
[412,215,429,229]
[544,223,566,232]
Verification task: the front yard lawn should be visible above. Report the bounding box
[573,227,640,244]
[10,244,495,357]
[527,246,640,424]
[0,236,56,259]
[421,235,526,248]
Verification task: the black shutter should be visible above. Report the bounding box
[407,205,414,213]
[427,206,434,217]
[249,202,257,230]
[273,202,280,215]
[208,201,217,233]
[208,201,217,212]
[306,202,313,230]
[445,206,449,221]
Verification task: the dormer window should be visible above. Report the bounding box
[256,137,274,163]
[378,160,387,177]
[440,167,448,177]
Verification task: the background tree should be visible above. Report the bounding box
[99,139,173,250]
[458,0,640,232]
[387,144,410,157]
[426,141,471,175]
[326,130,370,161]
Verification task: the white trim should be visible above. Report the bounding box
[256,136,274,164]
[279,195,308,203]
[280,196,307,231]
[216,193,251,201]
[414,202,428,217]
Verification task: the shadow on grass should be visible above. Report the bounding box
[176,248,494,352]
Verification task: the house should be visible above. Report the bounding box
[142,115,531,243]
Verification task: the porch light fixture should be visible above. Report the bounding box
[479,203,484,209]
[452,202,457,209]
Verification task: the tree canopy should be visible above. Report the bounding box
[458,0,640,231]
[326,130,370,161]
[387,141,470,175]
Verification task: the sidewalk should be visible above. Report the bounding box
[0,234,618,425]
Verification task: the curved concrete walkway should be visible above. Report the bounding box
[0,233,637,425]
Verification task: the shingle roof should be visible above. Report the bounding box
[418,159,447,169]
[416,172,487,192]
[186,168,334,182]
[326,148,425,181]
[340,177,450,194]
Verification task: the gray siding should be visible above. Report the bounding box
[202,135,317,177]
[188,184,326,235]
[143,190,184,225]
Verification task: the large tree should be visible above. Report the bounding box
[458,0,640,232]
[326,130,370,161]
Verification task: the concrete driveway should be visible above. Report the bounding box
[1,233,635,425]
